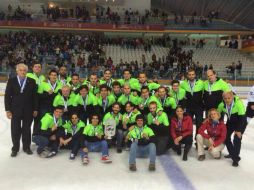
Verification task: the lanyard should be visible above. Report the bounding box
[72,84,79,91]
[17,77,27,93]
[62,96,68,109]
[160,97,166,106]
[48,80,57,91]
[127,111,132,119]
[81,95,88,110]
[188,80,196,95]
[226,100,234,120]
[106,79,112,88]
[143,97,149,106]
[141,82,147,87]
[53,116,58,127]
[135,127,143,139]
[152,113,158,122]
[102,98,108,112]
[59,75,66,85]
[211,121,218,140]
[93,125,98,136]
[208,82,213,95]
[174,91,179,105]
[71,125,77,135]
[177,119,183,131]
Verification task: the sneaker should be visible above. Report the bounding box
[38,150,49,158]
[46,151,57,158]
[101,156,112,163]
[232,161,239,167]
[117,148,122,153]
[69,153,75,160]
[149,163,156,171]
[129,164,137,171]
[198,155,205,161]
[82,157,89,165]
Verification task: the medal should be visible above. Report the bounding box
[17,77,27,93]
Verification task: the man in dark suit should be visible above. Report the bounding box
[5,63,38,157]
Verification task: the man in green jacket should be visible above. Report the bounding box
[126,114,156,171]
[26,61,46,87]
[103,102,123,153]
[60,113,86,160]
[217,91,247,167]
[147,101,170,155]
[79,114,112,164]
[32,106,64,158]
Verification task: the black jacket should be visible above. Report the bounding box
[5,76,38,117]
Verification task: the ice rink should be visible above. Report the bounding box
[0,96,254,190]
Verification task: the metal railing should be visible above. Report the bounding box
[1,66,254,86]
[0,15,251,31]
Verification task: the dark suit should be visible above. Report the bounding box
[4,76,38,152]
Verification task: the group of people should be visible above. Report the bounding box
[4,62,248,172]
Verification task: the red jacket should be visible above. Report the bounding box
[171,115,193,140]
[198,120,227,147]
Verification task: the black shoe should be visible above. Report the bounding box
[129,164,137,171]
[177,149,182,156]
[232,161,239,167]
[198,155,205,161]
[224,154,232,159]
[11,151,17,157]
[24,149,33,155]
[149,163,156,171]
[117,148,122,153]
[182,153,187,161]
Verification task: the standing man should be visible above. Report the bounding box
[217,91,247,167]
[58,65,71,86]
[181,69,204,137]
[100,69,114,89]
[170,80,186,107]
[26,61,45,87]
[203,69,229,112]
[5,63,38,157]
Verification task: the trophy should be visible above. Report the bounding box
[104,118,116,139]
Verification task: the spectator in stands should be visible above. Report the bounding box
[236,61,242,76]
